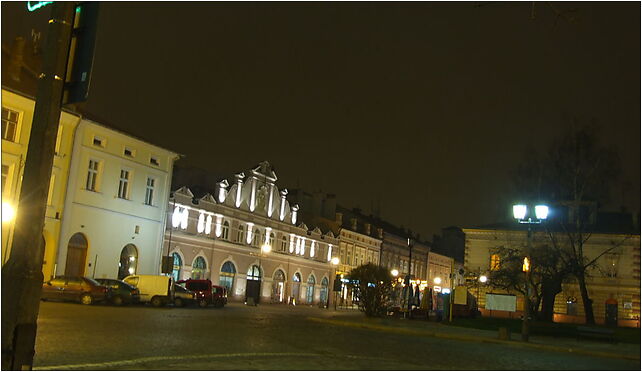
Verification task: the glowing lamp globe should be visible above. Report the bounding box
[535,205,549,220]
[513,204,527,220]
[391,269,399,277]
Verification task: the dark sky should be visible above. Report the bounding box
[3,2,640,239]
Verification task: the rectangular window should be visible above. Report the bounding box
[150,156,159,166]
[54,125,63,155]
[47,174,55,206]
[92,136,103,147]
[124,147,134,157]
[2,107,19,142]
[118,169,130,199]
[1,164,8,193]
[86,159,99,191]
[144,177,155,205]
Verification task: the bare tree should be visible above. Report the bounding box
[511,122,625,324]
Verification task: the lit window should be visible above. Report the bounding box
[205,215,212,235]
[180,208,188,229]
[118,169,130,199]
[237,224,245,243]
[197,213,205,233]
[221,221,229,240]
[144,177,155,205]
[2,164,9,193]
[490,254,500,271]
[310,241,316,258]
[86,159,99,191]
[1,107,19,142]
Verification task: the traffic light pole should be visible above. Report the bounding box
[1,3,75,370]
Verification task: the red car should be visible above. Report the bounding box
[177,279,227,308]
[41,276,110,305]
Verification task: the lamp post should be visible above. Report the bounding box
[406,237,414,318]
[329,257,339,310]
[257,242,271,305]
[512,203,548,342]
[477,274,488,311]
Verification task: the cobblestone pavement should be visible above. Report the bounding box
[33,301,640,370]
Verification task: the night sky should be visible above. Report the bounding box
[3,2,640,239]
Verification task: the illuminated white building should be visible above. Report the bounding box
[55,118,179,279]
[165,161,339,305]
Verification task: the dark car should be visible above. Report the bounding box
[173,284,196,307]
[95,278,140,306]
[41,276,109,305]
[178,279,226,308]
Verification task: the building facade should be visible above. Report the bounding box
[464,225,641,326]
[2,88,80,279]
[55,118,179,279]
[165,161,339,305]
[427,251,454,294]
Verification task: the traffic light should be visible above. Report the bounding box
[63,2,100,104]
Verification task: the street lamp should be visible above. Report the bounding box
[433,277,442,285]
[256,242,271,305]
[2,202,15,223]
[329,257,339,310]
[513,203,548,342]
[477,274,488,311]
[391,269,399,277]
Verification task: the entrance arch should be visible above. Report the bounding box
[65,233,88,276]
[246,265,262,304]
[291,272,301,304]
[219,261,236,294]
[272,269,286,303]
[306,275,316,304]
[118,244,138,279]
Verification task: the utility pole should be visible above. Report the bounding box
[1,3,75,370]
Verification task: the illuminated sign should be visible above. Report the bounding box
[27,1,53,12]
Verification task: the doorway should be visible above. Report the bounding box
[64,233,88,276]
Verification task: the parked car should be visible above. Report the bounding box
[95,278,140,306]
[177,279,227,308]
[123,275,174,307]
[173,284,196,307]
[41,276,109,305]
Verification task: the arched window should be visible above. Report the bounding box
[293,272,301,282]
[118,244,138,279]
[252,229,260,247]
[219,261,236,293]
[192,256,207,279]
[222,221,230,240]
[320,277,329,304]
[171,253,182,282]
[280,236,287,252]
[272,269,286,303]
[490,254,500,271]
[269,232,275,247]
[306,275,316,303]
[247,265,261,281]
[237,224,245,243]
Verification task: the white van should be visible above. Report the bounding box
[123,275,174,307]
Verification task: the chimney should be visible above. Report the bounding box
[8,37,26,82]
[322,194,336,219]
[335,212,343,225]
[364,223,371,235]
[377,227,384,239]
[350,218,358,231]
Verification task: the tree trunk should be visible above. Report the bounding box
[539,278,562,322]
[577,273,595,325]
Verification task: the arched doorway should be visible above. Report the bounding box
[118,244,138,279]
[291,272,301,304]
[171,252,182,282]
[272,269,286,303]
[246,265,262,304]
[65,233,88,276]
[320,277,329,304]
[192,256,207,279]
[219,261,236,294]
[306,275,316,304]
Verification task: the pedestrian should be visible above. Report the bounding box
[436,294,444,322]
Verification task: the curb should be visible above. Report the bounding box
[307,317,640,361]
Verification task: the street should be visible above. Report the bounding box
[34,301,639,370]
